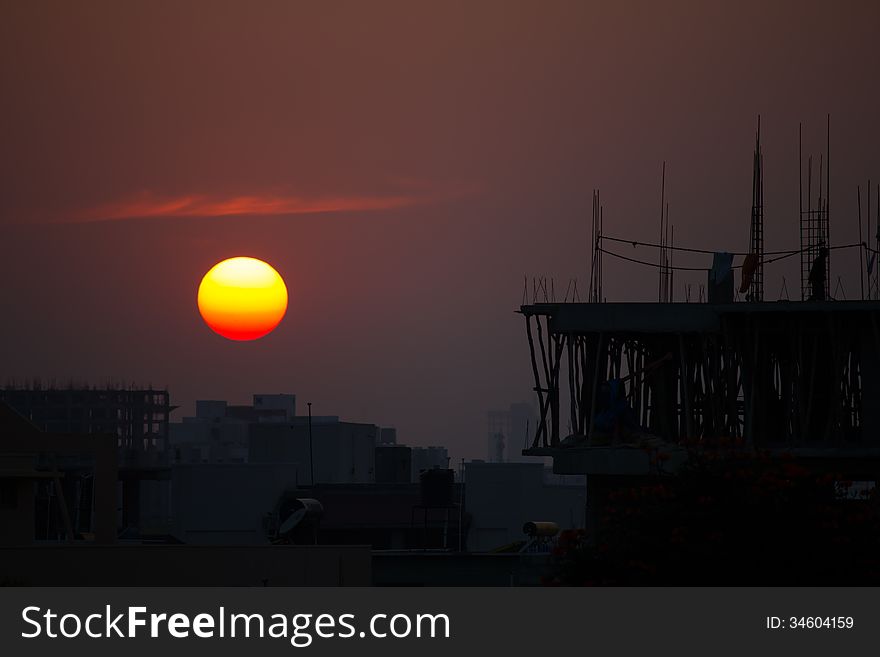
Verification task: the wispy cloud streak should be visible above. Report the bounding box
[71,192,423,223]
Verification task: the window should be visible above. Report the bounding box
[0,479,17,510]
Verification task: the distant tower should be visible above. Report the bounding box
[487,431,505,463]
[487,410,508,462]
[487,403,536,462]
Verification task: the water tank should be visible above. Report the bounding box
[375,445,411,483]
[522,521,560,537]
[419,468,454,507]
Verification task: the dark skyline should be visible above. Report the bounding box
[2,0,880,460]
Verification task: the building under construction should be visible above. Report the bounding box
[0,384,174,539]
[0,384,172,460]
[521,301,880,453]
[521,118,880,515]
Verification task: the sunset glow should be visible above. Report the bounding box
[74,191,421,222]
[197,257,288,341]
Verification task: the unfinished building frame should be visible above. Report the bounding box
[522,302,880,452]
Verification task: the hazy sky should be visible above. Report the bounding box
[2,0,880,460]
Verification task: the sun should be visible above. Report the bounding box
[197,257,288,341]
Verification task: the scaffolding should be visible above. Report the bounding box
[521,302,880,451]
[657,163,673,303]
[519,116,880,453]
[875,184,880,299]
[799,117,831,301]
[588,189,603,303]
[0,384,172,466]
[748,116,764,301]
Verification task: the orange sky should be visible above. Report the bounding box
[72,192,425,222]
[2,0,880,459]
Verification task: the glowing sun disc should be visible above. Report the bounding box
[198,257,288,341]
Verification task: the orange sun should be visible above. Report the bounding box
[197,257,288,341]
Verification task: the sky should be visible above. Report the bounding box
[2,0,880,461]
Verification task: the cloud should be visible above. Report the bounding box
[69,191,426,223]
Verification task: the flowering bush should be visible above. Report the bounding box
[547,450,880,585]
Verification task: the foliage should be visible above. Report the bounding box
[546,449,880,585]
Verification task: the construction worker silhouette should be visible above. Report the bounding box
[808,246,829,301]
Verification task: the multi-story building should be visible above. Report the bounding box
[169,394,297,465]
[0,384,173,537]
[170,393,378,485]
[411,445,449,482]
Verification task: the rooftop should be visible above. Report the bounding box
[519,300,880,333]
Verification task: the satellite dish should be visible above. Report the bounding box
[279,508,307,535]
[274,498,324,541]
